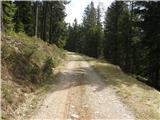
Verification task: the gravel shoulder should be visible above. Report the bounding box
[31,52,135,120]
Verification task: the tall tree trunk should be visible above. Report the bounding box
[114,2,119,65]
[41,2,48,41]
[1,1,4,32]
[35,1,38,37]
[125,1,133,72]
[128,1,133,72]
[49,3,53,43]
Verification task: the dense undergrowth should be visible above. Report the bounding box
[1,32,65,120]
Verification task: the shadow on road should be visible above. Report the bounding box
[48,53,153,94]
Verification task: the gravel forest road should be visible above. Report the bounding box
[31,52,135,120]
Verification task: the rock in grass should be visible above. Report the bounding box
[71,114,79,119]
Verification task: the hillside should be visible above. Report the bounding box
[1,33,65,120]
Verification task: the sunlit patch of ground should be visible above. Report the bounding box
[86,57,160,119]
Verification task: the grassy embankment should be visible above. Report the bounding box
[1,32,65,120]
[83,55,160,120]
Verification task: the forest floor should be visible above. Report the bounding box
[31,52,135,120]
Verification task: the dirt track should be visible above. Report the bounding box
[31,52,135,120]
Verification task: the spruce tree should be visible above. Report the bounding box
[96,4,103,57]
[14,1,33,36]
[134,1,160,88]
[104,1,125,64]
[2,1,16,32]
[48,1,67,48]
[82,2,98,57]
[65,19,81,51]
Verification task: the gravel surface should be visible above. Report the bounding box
[31,52,135,120]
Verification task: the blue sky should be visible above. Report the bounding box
[65,0,114,24]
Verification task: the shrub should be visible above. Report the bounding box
[43,57,55,74]
[36,57,55,83]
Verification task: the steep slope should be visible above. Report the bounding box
[1,33,65,120]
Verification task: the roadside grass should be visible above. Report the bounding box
[84,56,160,119]
[1,32,65,120]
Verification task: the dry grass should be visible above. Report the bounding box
[1,33,65,120]
[87,58,160,120]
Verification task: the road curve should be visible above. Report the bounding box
[31,52,135,120]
